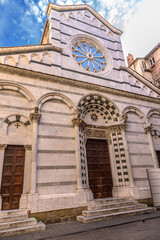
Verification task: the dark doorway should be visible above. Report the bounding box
[86,139,113,199]
[157,151,160,167]
[1,145,25,210]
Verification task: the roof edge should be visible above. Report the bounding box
[144,42,160,59]
[0,44,63,55]
[46,3,122,35]
[120,66,160,95]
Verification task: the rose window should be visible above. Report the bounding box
[72,41,107,73]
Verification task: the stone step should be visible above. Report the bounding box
[0,218,37,230]
[0,222,46,238]
[89,197,132,205]
[77,207,156,223]
[87,200,138,211]
[0,214,28,223]
[83,204,147,217]
[0,209,28,217]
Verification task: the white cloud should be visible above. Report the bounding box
[0,0,8,4]
[24,0,48,23]
[121,0,160,60]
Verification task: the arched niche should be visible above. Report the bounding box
[37,92,76,113]
[4,56,16,66]
[0,82,36,110]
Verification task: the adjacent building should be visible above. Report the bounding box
[127,43,160,87]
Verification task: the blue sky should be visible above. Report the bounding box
[0,0,159,60]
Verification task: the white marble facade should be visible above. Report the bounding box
[0,3,160,213]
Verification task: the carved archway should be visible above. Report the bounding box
[147,108,160,119]
[78,93,120,125]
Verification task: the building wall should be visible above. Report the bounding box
[0,5,160,214]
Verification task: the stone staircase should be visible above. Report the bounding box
[77,197,156,223]
[0,209,45,238]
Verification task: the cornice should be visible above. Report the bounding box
[120,66,160,95]
[40,19,49,45]
[0,44,63,55]
[0,63,160,104]
[46,3,122,35]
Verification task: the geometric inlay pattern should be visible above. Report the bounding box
[112,132,129,185]
[78,95,120,123]
[79,128,87,187]
[72,41,106,73]
[90,113,98,121]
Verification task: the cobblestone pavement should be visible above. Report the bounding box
[2,210,160,240]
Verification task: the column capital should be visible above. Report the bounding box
[144,123,152,134]
[30,113,41,122]
[72,118,86,129]
[0,144,7,150]
[24,145,32,151]
[120,113,128,124]
[73,107,82,118]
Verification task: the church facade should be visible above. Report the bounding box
[0,3,160,220]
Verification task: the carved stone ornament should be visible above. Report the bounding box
[144,123,153,134]
[73,107,82,118]
[84,128,112,145]
[108,124,127,133]
[72,118,86,129]
[24,145,32,151]
[84,128,107,139]
[0,144,7,150]
[120,113,128,124]
[30,113,41,122]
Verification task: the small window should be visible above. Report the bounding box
[142,61,146,70]
[150,57,155,67]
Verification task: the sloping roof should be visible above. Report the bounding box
[46,3,122,35]
[144,42,160,59]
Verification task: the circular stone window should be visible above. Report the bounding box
[72,41,107,73]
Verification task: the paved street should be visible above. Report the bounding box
[2,210,160,240]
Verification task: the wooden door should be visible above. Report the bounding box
[1,145,25,210]
[86,139,113,199]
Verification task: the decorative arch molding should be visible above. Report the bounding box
[123,106,146,123]
[2,114,31,135]
[77,93,120,124]
[18,55,30,65]
[147,108,160,119]
[4,56,16,66]
[0,81,36,109]
[37,92,76,112]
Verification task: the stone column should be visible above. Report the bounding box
[72,118,85,190]
[0,144,7,210]
[121,129,134,188]
[29,113,41,194]
[144,125,159,168]
[20,145,32,209]
[72,117,93,202]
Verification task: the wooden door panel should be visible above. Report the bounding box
[1,145,25,210]
[86,139,113,199]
